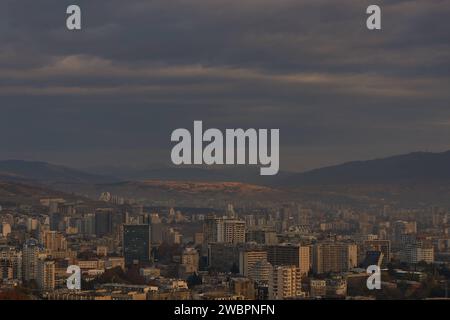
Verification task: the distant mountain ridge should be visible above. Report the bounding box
[83,165,291,185]
[0,160,117,184]
[2,150,450,189]
[278,151,450,187]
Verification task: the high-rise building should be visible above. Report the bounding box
[82,214,96,236]
[268,265,304,300]
[400,242,434,264]
[150,222,163,245]
[223,220,246,244]
[208,243,241,273]
[203,215,219,244]
[123,224,151,265]
[203,217,245,244]
[239,250,268,277]
[49,212,61,232]
[266,244,310,276]
[246,229,278,245]
[43,231,67,252]
[0,246,22,281]
[22,238,41,282]
[312,242,358,274]
[180,247,199,274]
[37,258,55,292]
[250,259,272,283]
[95,209,113,237]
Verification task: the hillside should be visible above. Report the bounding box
[0,181,85,205]
[278,151,450,187]
[0,160,117,185]
[68,180,288,207]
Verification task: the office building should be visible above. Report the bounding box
[312,242,358,274]
[123,224,151,265]
[267,244,310,275]
[181,247,199,274]
[43,231,67,252]
[22,238,41,282]
[239,250,268,277]
[203,216,246,244]
[400,242,434,264]
[208,243,241,273]
[37,258,55,292]
[268,265,304,300]
[0,246,22,281]
[95,209,113,237]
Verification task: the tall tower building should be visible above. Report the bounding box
[22,239,41,282]
[0,246,22,281]
[37,258,55,292]
[95,209,113,237]
[49,212,61,232]
[123,224,151,265]
[203,215,219,244]
[82,213,96,236]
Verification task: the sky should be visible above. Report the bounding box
[0,0,449,172]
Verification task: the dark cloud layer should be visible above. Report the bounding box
[1,0,449,171]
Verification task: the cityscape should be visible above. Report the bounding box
[1,158,450,300]
[1,0,449,304]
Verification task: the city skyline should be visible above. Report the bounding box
[1,0,450,304]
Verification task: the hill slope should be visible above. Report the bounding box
[0,180,88,205]
[279,151,450,187]
[0,160,117,184]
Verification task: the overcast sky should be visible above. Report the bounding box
[1,0,449,172]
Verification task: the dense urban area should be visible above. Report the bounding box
[1,189,450,300]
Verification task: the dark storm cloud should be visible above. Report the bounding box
[0,0,449,171]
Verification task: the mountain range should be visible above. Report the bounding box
[279,151,450,187]
[2,150,450,188]
[0,160,116,185]
[2,151,450,206]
